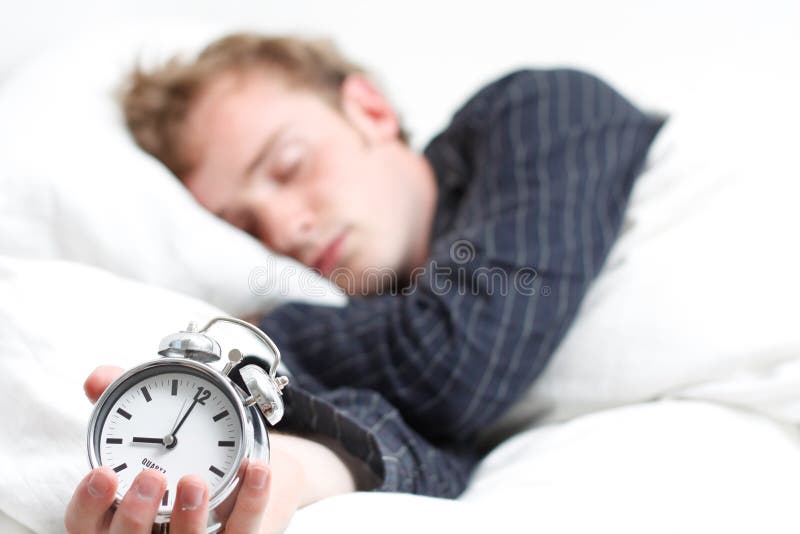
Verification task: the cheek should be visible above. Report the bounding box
[311,149,410,264]
[362,208,411,269]
[314,167,355,201]
[311,153,374,215]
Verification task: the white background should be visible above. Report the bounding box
[1,0,797,145]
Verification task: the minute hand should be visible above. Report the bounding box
[170,398,199,437]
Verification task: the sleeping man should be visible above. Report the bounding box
[65,33,664,533]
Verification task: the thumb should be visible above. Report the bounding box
[84,366,125,403]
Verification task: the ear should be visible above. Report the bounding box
[339,74,400,143]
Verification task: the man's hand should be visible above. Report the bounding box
[64,464,270,534]
[66,366,273,534]
[67,365,361,534]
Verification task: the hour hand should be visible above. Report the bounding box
[131,436,164,445]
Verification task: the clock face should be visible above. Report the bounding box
[94,364,244,512]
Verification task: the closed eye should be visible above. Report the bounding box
[271,142,307,183]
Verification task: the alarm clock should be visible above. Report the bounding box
[86,317,288,532]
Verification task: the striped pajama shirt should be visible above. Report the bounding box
[259,69,665,496]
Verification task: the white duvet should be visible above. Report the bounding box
[2,3,800,533]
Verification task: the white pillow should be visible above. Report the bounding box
[484,66,800,439]
[0,256,223,533]
[0,23,344,316]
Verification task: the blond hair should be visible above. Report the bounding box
[120,33,402,177]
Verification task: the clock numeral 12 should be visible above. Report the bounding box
[193,386,211,406]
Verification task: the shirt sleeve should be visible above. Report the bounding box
[260,69,664,494]
[272,381,478,497]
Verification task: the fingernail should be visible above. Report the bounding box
[135,474,161,500]
[88,471,110,498]
[180,482,204,511]
[247,465,269,490]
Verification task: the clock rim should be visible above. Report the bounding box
[86,357,258,525]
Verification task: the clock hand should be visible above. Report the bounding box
[131,437,165,444]
[161,398,189,449]
[170,397,199,438]
[168,398,189,433]
[164,387,207,448]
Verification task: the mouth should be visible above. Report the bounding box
[310,230,348,277]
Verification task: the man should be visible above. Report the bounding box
[65,33,664,532]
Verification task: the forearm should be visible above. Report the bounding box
[270,432,370,506]
[255,432,363,534]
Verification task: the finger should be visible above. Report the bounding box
[223,461,271,534]
[109,469,166,534]
[84,365,125,403]
[169,475,209,534]
[64,467,118,534]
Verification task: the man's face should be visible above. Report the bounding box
[182,70,435,295]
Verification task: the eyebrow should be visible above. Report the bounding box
[243,125,288,180]
[214,126,288,219]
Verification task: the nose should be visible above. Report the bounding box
[247,187,315,257]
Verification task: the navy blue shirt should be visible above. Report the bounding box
[260,69,665,497]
